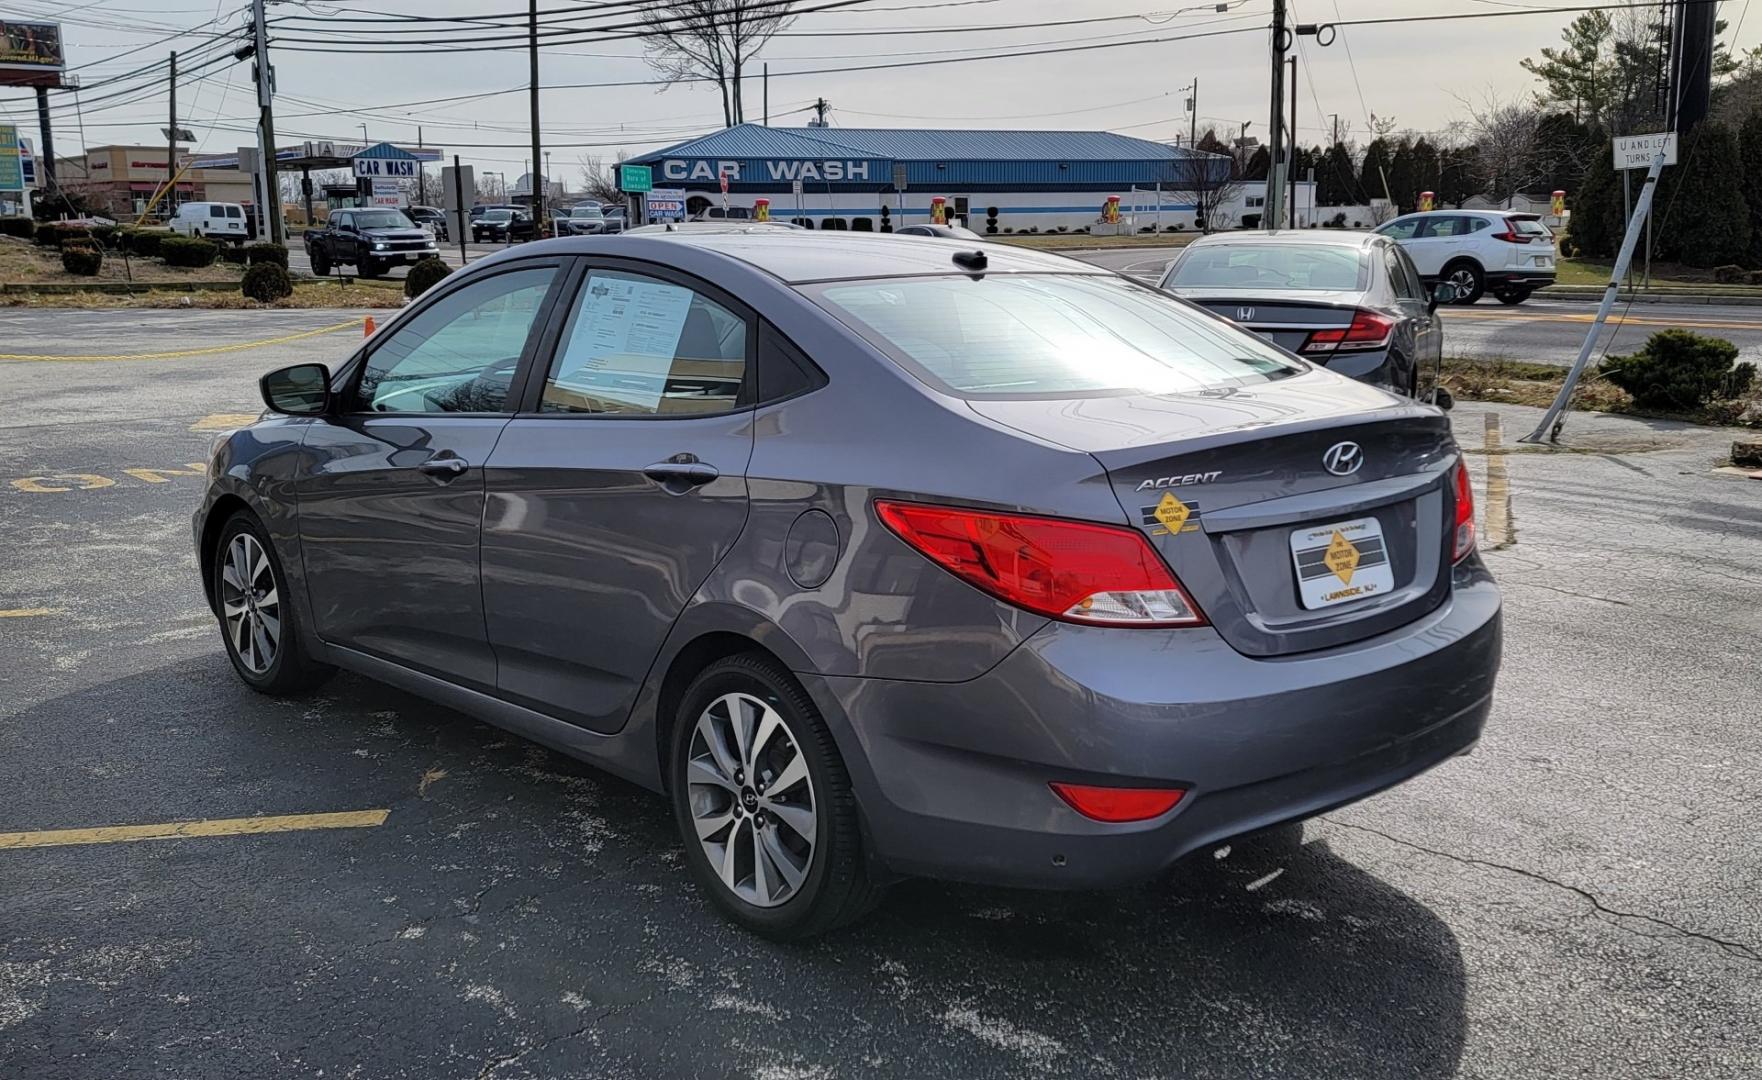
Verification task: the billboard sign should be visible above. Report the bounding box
[0,21,64,86]
[0,125,23,193]
[645,187,686,220]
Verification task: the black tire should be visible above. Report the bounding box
[1495,286,1532,305]
[309,249,331,276]
[669,653,881,940]
[1441,260,1485,305]
[1434,386,1456,411]
[358,257,382,279]
[212,512,334,696]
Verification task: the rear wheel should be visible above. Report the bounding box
[1441,260,1484,305]
[669,653,881,940]
[213,513,334,695]
[1494,286,1533,305]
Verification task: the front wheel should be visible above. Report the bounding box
[358,257,382,279]
[309,248,331,276]
[213,513,334,695]
[670,653,881,940]
[1495,286,1533,305]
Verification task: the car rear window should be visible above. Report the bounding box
[1509,216,1550,236]
[1166,243,1369,291]
[807,274,1302,398]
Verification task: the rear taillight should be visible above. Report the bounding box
[875,500,1207,627]
[1302,309,1395,354]
[1493,222,1531,243]
[1051,782,1186,823]
[1452,460,1476,561]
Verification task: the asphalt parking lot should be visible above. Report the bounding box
[2,309,1758,1079]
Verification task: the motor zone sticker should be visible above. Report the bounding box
[1289,516,1394,609]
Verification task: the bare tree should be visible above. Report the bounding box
[642,1,796,126]
[1163,151,1241,233]
[1463,93,1544,207]
[577,153,627,205]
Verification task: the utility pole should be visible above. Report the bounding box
[417,124,425,205]
[251,0,283,243]
[764,63,770,125]
[1287,55,1298,227]
[1331,113,1339,147]
[812,97,829,126]
[1189,77,1198,147]
[1669,0,1717,132]
[528,0,544,237]
[167,51,178,215]
[34,87,56,202]
[1266,0,1288,232]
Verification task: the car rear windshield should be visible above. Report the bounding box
[1166,243,1370,291]
[1508,216,1550,236]
[570,207,604,217]
[354,210,412,228]
[808,274,1303,398]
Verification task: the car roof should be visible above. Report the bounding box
[506,231,1096,284]
[1182,229,1385,251]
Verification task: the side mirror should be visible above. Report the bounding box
[1429,282,1455,309]
[261,363,330,415]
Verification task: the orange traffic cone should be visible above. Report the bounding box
[363,315,376,337]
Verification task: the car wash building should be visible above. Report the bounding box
[626,124,1307,233]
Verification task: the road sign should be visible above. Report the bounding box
[1613,132,1677,170]
[161,126,195,142]
[0,125,22,193]
[618,163,652,193]
[791,178,803,197]
[893,163,908,191]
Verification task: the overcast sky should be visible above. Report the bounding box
[13,0,1762,183]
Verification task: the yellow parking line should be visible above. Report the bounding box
[190,413,263,432]
[1483,414,1513,548]
[0,318,364,363]
[0,809,390,850]
[0,607,60,618]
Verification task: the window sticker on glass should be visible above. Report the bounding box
[553,277,694,412]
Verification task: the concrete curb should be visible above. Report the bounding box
[0,280,240,296]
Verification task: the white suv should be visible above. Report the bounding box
[1376,210,1555,305]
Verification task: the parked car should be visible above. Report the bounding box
[1159,231,1449,399]
[690,206,752,221]
[168,201,248,246]
[601,205,627,234]
[555,203,607,236]
[405,205,448,241]
[1375,210,1556,305]
[202,232,1500,940]
[472,208,537,243]
[303,208,439,278]
[894,224,985,240]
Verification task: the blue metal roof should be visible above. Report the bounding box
[637,124,1209,164]
[630,125,1225,193]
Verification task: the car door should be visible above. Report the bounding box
[1382,241,1440,392]
[1405,215,1471,278]
[297,260,569,691]
[330,212,356,263]
[480,260,758,733]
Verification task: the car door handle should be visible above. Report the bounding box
[418,456,469,478]
[643,460,719,488]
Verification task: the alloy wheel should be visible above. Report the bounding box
[1446,268,1478,301]
[220,533,280,675]
[685,692,817,908]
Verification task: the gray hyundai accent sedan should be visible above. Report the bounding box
[195,233,1501,939]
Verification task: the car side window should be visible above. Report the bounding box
[1378,219,1419,241]
[1394,246,1427,299]
[351,266,558,414]
[1383,246,1422,300]
[334,213,351,230]
[1418,216,1464,239]
[540,268,749,416]
[1465,217,1492,233]
[226,205,242,219]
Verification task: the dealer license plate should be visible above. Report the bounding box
[1289,516,1395,610]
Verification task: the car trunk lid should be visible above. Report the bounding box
[1172,289,1359,355]
[966,370,1461,657]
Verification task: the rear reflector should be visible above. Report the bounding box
[1452,459,1476,561]
[1302,309,1395,354]
[1051,783,1186,823]
[875,500,1206,627]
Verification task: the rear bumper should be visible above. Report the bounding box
[804,565,1501,890]
[1487,270,1556,289]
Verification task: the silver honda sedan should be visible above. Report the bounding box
[195,233,1501,939]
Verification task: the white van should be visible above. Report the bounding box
[169,202,248,245]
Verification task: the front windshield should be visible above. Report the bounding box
[570,207,603,218]
[353,210,413,229]
[485,210,513,221]
[810,274,1302,398]
[1166,244,1369,291]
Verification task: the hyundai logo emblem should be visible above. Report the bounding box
[1236,306,1255,322]
[1322,441,1364,476]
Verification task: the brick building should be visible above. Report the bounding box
[53,145,255,219]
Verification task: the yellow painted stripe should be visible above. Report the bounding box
[1483,413,1513,548]
[1446,310,1762,332]
[0,809,389,850]
[0,318,364,364]
[189,413,263,432]
[0,607,60,618]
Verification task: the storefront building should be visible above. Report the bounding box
[54,145,254,219]
[626,125,1309,233]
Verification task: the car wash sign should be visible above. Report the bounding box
[352,142,421,179]
[656,157,891,186]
